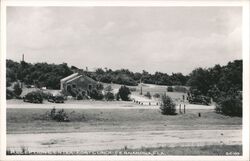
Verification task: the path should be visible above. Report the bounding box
[7,129,241,153]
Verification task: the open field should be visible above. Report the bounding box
[7,100,242,155]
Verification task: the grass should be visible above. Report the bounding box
[6,145,242,155]
[7,107,242,134]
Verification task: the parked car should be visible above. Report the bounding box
[48,95,64,103]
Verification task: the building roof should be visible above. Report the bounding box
[60,73,78,82]
[65,75,83,84]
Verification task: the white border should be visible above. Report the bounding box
[0,0,249,161]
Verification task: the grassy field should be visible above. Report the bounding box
[7,107,242,134]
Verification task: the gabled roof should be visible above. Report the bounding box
[66,75,83,84]
[60,73,78,82]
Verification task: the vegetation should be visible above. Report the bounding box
[13,83,22,97]
[104,92,115,101]
[6,89,14,99]
[160,94,176,115]
[6,60,189,89]
[6,60,73,89]
[23,91,43,103]
[90,89,104,100]
[49,108,69,122]
[118,86,131,101]
[187,60,242,116]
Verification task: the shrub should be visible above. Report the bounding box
[49,108,69,122]
[167,86,173,92]
[104,92,115,101]
[96,83,104,91]
[153,93,161,98]
[144,92,151,99]
[76,93,83,100]
[118,86,131,101]
[23,91,43,103]
[13,83,22,97]
[90,89,104,100]
[216,96,242,117]
[160,94,176,115]
[6,89,14,99]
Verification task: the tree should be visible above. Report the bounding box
[13,83,22,97]
[118,86,131,101]
[160,94,176,115]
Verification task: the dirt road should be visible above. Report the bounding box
[7,129,241,153]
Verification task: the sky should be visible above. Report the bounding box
[7,7,242,74]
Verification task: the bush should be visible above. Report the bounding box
[160,94,177,115]
[153,93,161,98]
[167,86,173,92]
[13,83,22,97]
[118,86,131,101]
[23,91,43,103]
[6,89,14,99]
[90,89,104,100]
[144,92,151,99]
[104,92,115,101]
[49,108,69,122]
[216,96,242,117]
[76,93,83,100]
[96,83,104,91]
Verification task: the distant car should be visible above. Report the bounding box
[48,95,64,103]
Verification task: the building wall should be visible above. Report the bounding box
[62,75,97,96]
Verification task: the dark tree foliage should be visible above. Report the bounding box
[187,60,242,117]
[6,60,73,89]
[160,94,176,115]
[13,83,22,97]
[118,86,131,101]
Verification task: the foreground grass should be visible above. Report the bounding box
[6,145,242,155]
[7,107,242,134]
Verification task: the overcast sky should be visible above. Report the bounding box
[7,7,242,74]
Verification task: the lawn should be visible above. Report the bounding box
[7,107,242,134]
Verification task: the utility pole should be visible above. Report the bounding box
[140,78,142,95]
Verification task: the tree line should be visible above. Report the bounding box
[6,59,189,88]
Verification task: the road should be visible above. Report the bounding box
[7,129,241,153]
